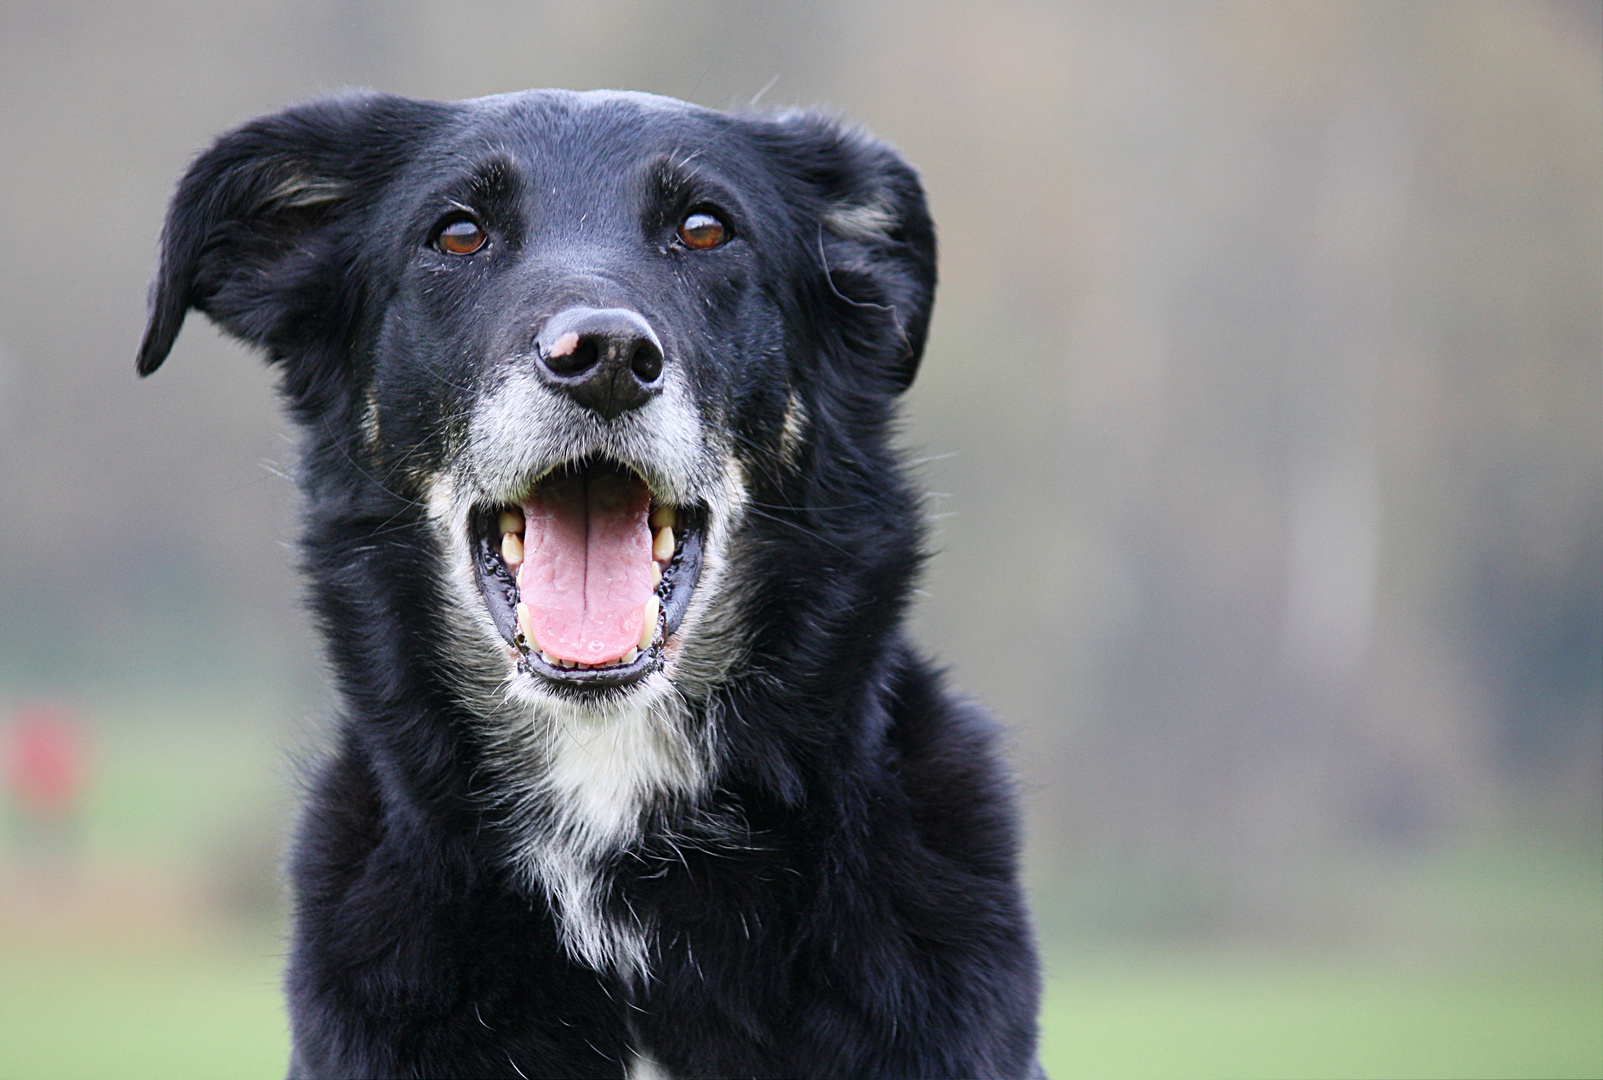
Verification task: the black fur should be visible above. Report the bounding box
[140,89,1040,1079]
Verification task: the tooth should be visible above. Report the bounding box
[501,531,524,568]
[622,647,639,664]
[540,650,557,665]
[649,504,676,530]
[653,526,675,563]
[651,562,662,586]
[498,509,525,535]
[639,595,659,650]
[516,603,540,652]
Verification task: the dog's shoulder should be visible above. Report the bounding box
[286,734,637,1078]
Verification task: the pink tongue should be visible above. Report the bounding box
[517,466,655,665]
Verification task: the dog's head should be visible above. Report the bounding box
[139,89,934,716]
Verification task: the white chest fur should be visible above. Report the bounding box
[514,684,708,979]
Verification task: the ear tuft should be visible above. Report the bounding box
[822,196,902,243]
[266,173,348,210]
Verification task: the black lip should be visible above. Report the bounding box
[471,483,705,693]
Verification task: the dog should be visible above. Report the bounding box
[138,88,1042,1079]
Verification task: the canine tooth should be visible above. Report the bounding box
[639,595,659,650]
[653,526,675,562]
[649,504,676,530]
[501,531,524,568]
[540,650,556,665]
[516,603,540,652]
[498,509,524,535]
[622,647,639,664]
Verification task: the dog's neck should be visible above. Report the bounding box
[504,692,714,980]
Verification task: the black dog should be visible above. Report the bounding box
[139,89,1041,1079]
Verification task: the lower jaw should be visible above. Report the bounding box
[517,641,660,690]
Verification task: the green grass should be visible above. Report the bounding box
[1038,951,1603,1079]
[0,943,289,1080]
[1,942,1596,1079]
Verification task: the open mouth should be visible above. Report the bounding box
[472,457,705,691]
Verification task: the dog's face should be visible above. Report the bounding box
[372,93,796,711]
[138,90,935,719]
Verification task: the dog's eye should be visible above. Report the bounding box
[435,218,486,256]
[677,211,728,251]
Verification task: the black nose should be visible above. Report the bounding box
[534,307,664,420]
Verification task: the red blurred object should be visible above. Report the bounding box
[5,703,87,819]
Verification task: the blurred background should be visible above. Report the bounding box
[0,1,1598,1076]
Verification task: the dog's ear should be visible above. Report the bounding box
[760,112,937,393]
[137,92,442,377]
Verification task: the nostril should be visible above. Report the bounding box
[542,332,598,377]
[630,343,662,383]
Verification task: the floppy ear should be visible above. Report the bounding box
[137,91,443,377]
[761,112,937,393]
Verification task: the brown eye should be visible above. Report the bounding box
[436,218,486,256]
[677,211,728,250]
